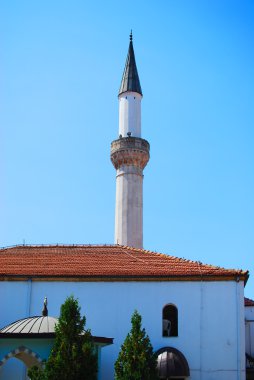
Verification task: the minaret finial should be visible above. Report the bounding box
[42,297,48,317]
[130,30,132,42]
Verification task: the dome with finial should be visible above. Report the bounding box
[0,298,58,336]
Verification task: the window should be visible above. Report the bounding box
[162,304,178,337]
[156,347,190,378]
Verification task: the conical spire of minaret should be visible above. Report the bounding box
[119,31,142,96]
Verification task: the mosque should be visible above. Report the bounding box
[0,34,253,380]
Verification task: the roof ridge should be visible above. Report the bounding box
[120,246,248,275]
[0,244,121,250]
[139,247,247,274]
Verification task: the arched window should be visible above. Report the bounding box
[162,304,178,337]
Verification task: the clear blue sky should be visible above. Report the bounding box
[1,1,253,297]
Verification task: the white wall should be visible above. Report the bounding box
[0,280,245,380]
[245,305,254,357]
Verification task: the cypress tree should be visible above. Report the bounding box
[115,310,159,380]
[43,295,97,380]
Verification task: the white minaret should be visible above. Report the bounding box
[111,33,150,248]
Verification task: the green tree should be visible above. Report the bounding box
[28,365,45,380]
[115,310,159,380]
[33,295,97,380]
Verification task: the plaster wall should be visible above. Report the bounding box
[0,338,53,380]
[0,280,245,380]
[115,165,143,248]
[119,92,142,137]
[245,306,254,357]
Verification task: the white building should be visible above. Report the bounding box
[245,297,254,379]
[0,34,250,380]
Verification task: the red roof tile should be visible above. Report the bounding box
[0,245,248,282]
[245,297,254,306]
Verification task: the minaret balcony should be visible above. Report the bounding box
[110,136,150,170]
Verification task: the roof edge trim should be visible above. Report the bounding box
[0,274,248,283]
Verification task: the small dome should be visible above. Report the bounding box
[0,316,58,334]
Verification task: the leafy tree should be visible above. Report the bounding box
[115,310,159,380]
[28,295,97,380]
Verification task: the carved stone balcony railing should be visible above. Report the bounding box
[111,137,150,170]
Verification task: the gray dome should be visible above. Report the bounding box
[0,316,58,334]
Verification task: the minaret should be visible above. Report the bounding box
[111,33,150,248]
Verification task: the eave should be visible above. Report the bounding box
[0,273,248,285]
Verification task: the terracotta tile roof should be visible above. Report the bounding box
[0,245,248,282]
[245,297,254,306]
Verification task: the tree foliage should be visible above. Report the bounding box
[28,295,97,380]
[115,310,159,380]
[28,365,45,380]
[46,295,97,380]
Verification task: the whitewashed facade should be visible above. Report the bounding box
[0,277,247,380]
[245,300,254,379]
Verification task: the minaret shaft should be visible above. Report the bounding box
[115,166,143,247]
